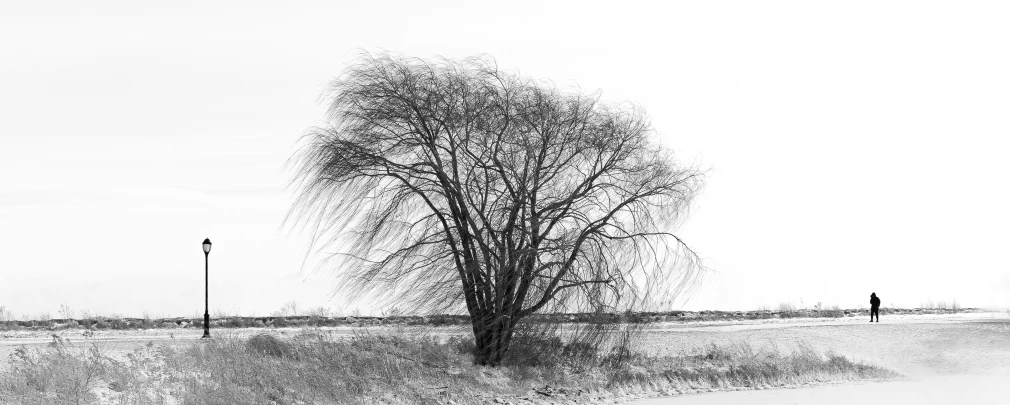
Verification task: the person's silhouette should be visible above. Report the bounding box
[870,292,881,322]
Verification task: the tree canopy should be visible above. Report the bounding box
[290,52,705,365]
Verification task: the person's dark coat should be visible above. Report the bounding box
[870,294,880,308]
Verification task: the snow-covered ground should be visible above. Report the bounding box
[4,311,1010,405]
[630,311,1010,404]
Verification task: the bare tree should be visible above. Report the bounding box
[289,52,704,365]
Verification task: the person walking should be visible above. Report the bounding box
[870,292,881,322]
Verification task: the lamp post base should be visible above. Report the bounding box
[202,312,211,338]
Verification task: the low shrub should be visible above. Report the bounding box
[226,317,250,328]
[306,316,326,327]
[246,333,293,358]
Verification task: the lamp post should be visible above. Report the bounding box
[202,238,212,338]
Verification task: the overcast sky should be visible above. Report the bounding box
[2,1,1009,319]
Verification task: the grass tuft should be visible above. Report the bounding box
[245,333,292,358]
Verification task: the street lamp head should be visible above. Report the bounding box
[202,238,212,254]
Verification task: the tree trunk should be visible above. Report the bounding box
[472,312,517,366]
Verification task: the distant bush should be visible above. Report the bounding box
[428,315,466,327]
[226,317,250,328]
[271,301,300,317]
[307,316,329,327]
[305,306,331,317]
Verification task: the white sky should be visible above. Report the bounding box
[2,1,1009,319]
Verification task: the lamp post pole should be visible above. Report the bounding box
[202,238,212,338]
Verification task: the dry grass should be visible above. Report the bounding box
[0,334,178,405]
[621,342,895,394]
[0,325,895,405]
[2,336,107,404]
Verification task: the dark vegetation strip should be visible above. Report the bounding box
[0,307,987,331]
